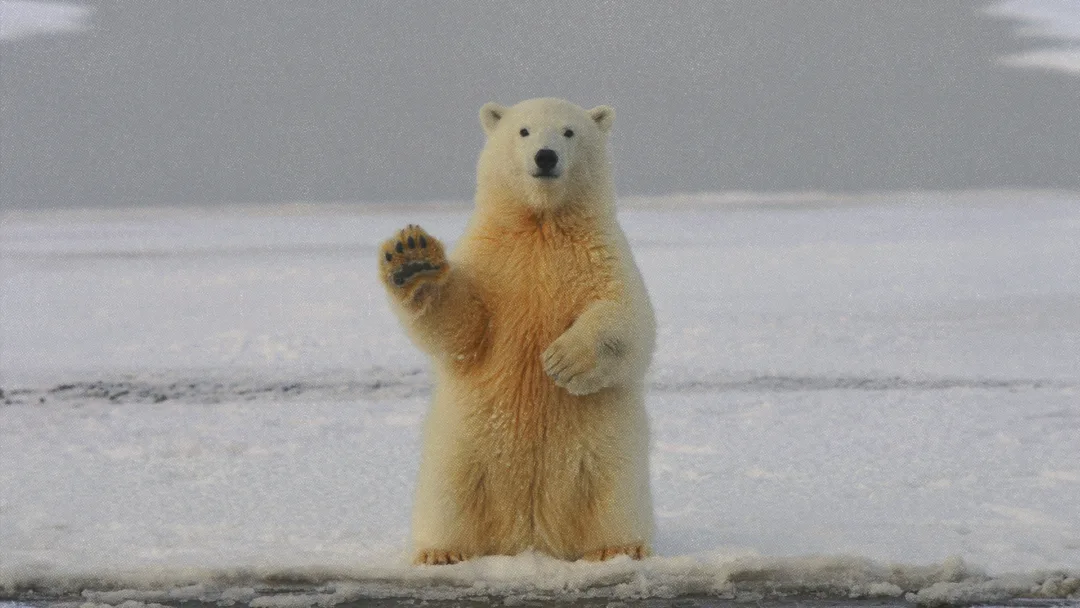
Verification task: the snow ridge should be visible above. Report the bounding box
[2,372,1073,407]
[6,553,1079,606]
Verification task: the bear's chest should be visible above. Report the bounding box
[482,236,605,326]
[465,225,616,362]
[453,219,621,439]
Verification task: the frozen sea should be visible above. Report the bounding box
[1,191,1079,607]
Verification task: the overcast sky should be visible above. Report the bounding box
[1,1,1078,209]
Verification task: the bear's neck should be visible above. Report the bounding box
[475,183,615,236]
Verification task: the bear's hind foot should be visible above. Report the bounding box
[582,543,649,562]
[413,548,469,566]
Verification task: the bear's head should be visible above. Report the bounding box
[477,98,615,212]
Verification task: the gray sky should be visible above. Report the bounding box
[1,1,1079,209]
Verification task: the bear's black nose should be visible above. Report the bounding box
[534,148,558,172]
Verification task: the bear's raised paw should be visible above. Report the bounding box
[380,225,448,303]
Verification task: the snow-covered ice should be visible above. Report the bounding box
[1,191,1079,606]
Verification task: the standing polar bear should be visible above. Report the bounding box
[379,98,656,565]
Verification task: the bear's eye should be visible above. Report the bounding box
[563,128,574,138]
[519,128,529,137]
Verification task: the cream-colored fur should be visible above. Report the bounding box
[379,98,656,564]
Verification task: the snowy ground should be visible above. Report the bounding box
[1,191,1079,606]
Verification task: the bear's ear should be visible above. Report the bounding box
[589,105,615,134]
[480,102,508,136]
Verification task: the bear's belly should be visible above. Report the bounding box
[452,332,619,557]
[468,304,584,441]
[442,228,624,552]
[458,235,615,445]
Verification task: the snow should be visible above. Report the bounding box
[1,191,1079,606]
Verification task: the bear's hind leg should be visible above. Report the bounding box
[412,407,504,565]
[537,393,653,561]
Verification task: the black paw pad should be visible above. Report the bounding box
[407,236,416,249]
[419,235,427,249]
[600,337,626,357]
[391,260,440,286]
[395,241,404,254]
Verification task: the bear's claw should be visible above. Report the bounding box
[582,543,649,561]
[414,548,468,565]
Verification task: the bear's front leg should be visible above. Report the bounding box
[541,300,642,396]
[379,225,490,363]
[379,224,449,311]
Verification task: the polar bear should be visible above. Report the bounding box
[378,98,656,565]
